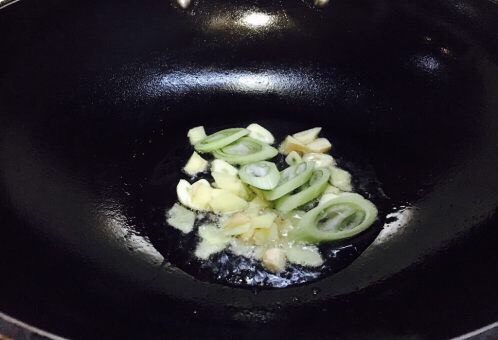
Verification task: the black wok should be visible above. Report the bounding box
[0,0,497,338]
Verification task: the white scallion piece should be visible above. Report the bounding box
[285,151,302,166]
[187,126,207,145]
[247,123,275,144]
[211,159,239,176]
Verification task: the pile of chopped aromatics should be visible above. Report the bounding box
[166,123,378,273]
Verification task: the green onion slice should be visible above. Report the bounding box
[212,137,278,165]
[285,151,302,166]
[264,162,314,201]
[275,167,330,213]
[239,161,280,190]
[289,193,378,243]
[195,128,249,153]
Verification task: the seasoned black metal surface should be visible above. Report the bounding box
[0,0,497,339]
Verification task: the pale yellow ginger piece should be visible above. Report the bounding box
[225,212,251,227]
[247,123,275,144]
[252,223,279,245]
[248,196,271,210]
[306,138,332,153]
[285,244,324,267]
[274,215,293,237]
[166,203,195,233]
[302,153,336,168]
[212,171,250,199]
[223,213,253,236]
[240,228,255,242]
[183,151,208,176]
[329,167,352,192]
[248,186,267,201]
[187,126,207,145]
[250,212,277,229]
[209,189,248,213]
[211,159,238,176]
[279,135,310,155]
[262,248,287,273]
[195,224,230,259]
[292,127,322,144]
[224,223,252,236]
[176,179,212,211]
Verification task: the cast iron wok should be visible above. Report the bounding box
[1,0,497,338]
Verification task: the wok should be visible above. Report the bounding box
[0,0,497,338]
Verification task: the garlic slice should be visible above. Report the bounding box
[292,127,322,144]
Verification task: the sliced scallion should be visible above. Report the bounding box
[289,193,377,243]
[239,161,280,190]
[275,167,331,213]
[195,128,249,153]
[212,137,278,165]
[264,162,314,201]
[285,151,302,166]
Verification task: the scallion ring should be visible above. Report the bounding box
[264,162,314,201]
[195,128,249,153]
[239,161,280,190]
[275,167,331,213]
[212,137,278,165]
[289,193,378,243]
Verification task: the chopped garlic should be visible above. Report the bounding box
[306,138,332,153]
[210,189,248,213]
[285,244,324,267]
[211,159,238,176]
[279,135,309,155]
[183,151,208,176]
[292,127,322,144]
[247,123,275,144]
[187,126,207,145]
[190,179,213,210]
[195,240,226,260]
[302,153,336,168]
[329,167,352,192]
[166,203,195,233]
[262,248,287,273]
[195,224,230,259]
